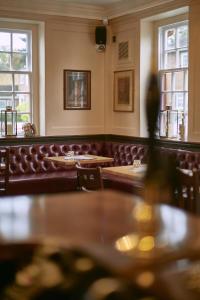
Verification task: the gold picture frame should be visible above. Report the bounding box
[64,70,91,110]
[113,70,134,112]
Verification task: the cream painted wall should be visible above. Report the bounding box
[45,19,105,136]
[1,0,200,141]
[106,19,140,136]
[0,12,104,136]
[107,0,190,138]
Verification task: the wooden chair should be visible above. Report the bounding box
[0,148,9,195]
[175,168,200,214]
[76,163,104,192]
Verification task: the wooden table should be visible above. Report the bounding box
[44,154,113,166]
[0,190,200,257]
[0,190,200,299]
[102,164,147,180]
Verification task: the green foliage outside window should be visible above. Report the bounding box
[16,102,29,122]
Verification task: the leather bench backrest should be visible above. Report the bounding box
[7,143,104,175]
[103,142,148,166]
[3,142,200,176]
[159,147,200,170]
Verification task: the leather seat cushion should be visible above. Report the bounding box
[8,171,77,195]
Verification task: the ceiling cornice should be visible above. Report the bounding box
[106,0,176,19]
[0,0,184,20]
[0,0,105,20]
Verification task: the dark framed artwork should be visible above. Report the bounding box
[114,70,134,112]
[64,70,91,110]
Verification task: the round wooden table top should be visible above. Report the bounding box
[1,190,200,300]
[0,190,200,259]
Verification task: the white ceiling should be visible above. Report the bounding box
[0,0,175,19]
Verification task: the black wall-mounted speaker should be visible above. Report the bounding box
[95,26,107,45]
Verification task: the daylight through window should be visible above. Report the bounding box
[158,21,188,140]
[0,29,32,135]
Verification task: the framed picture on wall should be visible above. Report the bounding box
[64,70,91,110]
[114,70,134,112]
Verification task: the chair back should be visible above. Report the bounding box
[175,168,200,214]
[0,148,9,195]
[76,163,103,192]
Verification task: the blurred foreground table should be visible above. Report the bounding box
[1,190,200,299]
[0,190,200,259]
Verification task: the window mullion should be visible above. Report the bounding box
[12,72,15,109]
[10,32,13,71]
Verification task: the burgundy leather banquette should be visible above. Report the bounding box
[104,142,148,166]
[103,145,200,195]
[159,147,200,170]
[4,141,148,195]
[3,140,199,196]
[6,142,104,195]
[102,142,148,195]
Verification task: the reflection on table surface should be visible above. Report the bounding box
[1,190,200,299]
[44,154,113,166]
[0,190,198,247]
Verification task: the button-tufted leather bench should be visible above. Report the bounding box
[2,140,199,196]
[104,142,148,166]
[2,141,148,195]
[159,147,200,170]
[102,142,148,195]
[6,142,105,195]
[103,144,200,195]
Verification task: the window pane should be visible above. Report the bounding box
[179,50,188,67]
[184,93,188,111]
[0,52,11,70]
[174,71,184,91]
[13,33,28,53]
[177,25,188,48]
[168,111,178,138]
[174,93,184,110]
[15,94,30,112]
[0,92,13,107]
[178,111,184,125]
[165,28,176,50]
[0,74,12,91]
[161,93,172,109]
[161,72,172,91]
[17,114,30,134]
[14,74,30,92]
[165,51,176,69]
[12,53,27,70]
[160,111,167,136]
[0,100,7,110]
[0,32,10,51]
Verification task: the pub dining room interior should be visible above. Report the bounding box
[1,0,200,299]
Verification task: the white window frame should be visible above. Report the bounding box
[158,20,189,140]
[0,19,43,136]
[0,28,33,134]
